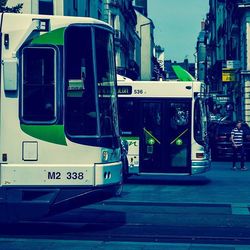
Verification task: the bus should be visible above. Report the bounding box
[0,13,122,222]
[117,80,210,176]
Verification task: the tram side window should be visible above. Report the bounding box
[22,47,56,122]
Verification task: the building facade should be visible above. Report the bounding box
[6,0,158,81]
[103,0,140,80]
[196,21,207,82]
[135,9,154,80]
[204,0,250,122]
[6,0,102,18]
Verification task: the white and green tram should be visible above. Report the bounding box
[0,13,122,222]
[117,80,211,176]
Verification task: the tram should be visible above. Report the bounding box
[0,13,122,222]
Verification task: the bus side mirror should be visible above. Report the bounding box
[3,58,18,91]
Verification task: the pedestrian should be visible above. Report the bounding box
[231,121,247,170]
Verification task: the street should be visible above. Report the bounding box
[1,161,250,249]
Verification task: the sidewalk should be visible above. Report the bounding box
[1,238,250,250]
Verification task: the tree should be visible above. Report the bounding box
[0,0,23,13]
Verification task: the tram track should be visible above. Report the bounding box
[1,220,250,245]
[1,176,250,246]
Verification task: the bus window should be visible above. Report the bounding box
[118,99,139,136]
[64,26,97,136]
[169,102,190,167]
[194,98,205,145]
[21,47,56,123]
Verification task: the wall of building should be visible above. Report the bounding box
[7,0,37,13]
[6,0,100,17]
[6,0,154,82]
[136,9,154,80]
[205,1,250,122]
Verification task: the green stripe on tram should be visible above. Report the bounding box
[172,65,195,81]
[21,124,67,146]
[31,27,66,45]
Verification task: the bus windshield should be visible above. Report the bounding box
[194,97,207,145]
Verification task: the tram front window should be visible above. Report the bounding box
[64,26,97,136]
[22,47,56,123]
[96,28,119,137]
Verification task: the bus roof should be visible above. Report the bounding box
[117,80,205,98]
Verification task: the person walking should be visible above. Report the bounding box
[231,121,247,170]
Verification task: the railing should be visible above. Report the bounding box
[114,29,129,51]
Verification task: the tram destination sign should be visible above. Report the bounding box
[117,85,132,95]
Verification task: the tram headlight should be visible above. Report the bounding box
[196,152,204,158]
[102,150,109,162]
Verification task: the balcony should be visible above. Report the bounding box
[109,0,120,8]
[114,29,129,52]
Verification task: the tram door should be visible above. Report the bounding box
[140,99,191,174]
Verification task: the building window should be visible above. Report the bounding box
[110,14,116,28]
[85,0,90,17]
[39,0,54,15]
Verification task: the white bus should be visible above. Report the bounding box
[0,13,122,222]
[117,80,211,176]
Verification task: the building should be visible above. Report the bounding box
[6,0,102,18]
[6,0,159,82]
[196,21,207,82]
[154,45,166,80]
[205,0,250,123]
[133,0,147,17]
[103,0,140,80]
[135,9,154,80]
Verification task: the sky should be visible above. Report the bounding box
[148,0,209,63]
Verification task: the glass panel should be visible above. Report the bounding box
[194,98,206,145]
[141,102,162,172]
[22,47,55,122]
[118,99,139,136]
[39,0,54,15]
[169,102,190,167]
[65,26,97,136]
[96,28,119,137]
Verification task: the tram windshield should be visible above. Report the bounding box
[64,25,118,138]
[96,28,119,137]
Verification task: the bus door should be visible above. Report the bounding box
[140,100,191,174]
